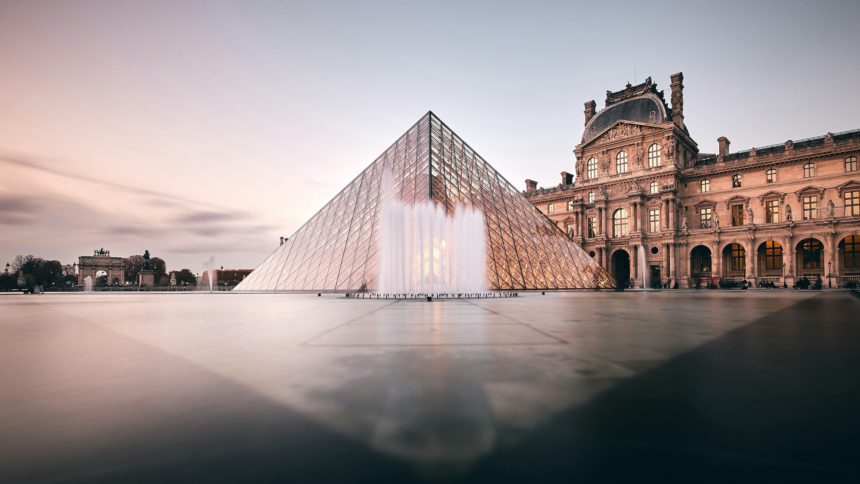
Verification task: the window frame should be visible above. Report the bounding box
[845,190,860,216]
[732,173,742,188]
[612,208,629,238]
[586,157,597,179]
[647,143,661,168]
[731,204,744,227]
[648,208,660,233]
[803,162,815,178]
[765,168,776,183]
[765,199,780,224]
[699,207,712,229]
[649,181,658,194]
[846,156,857,173]
[701,179,710,193]
[616,151,628,174]
[802,195,818,220]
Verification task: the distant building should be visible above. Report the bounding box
[525,73,860,288]
[78,249,125,285]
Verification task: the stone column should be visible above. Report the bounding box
[663,242,670,285]
[598,207,604,235]
[670,243,678,282]
[713,242,721,281]
[669,199,676,230]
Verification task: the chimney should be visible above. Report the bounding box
[525,179,538,192]
[670,72,684,129]
[718,136,730,157]
[561,171,573,185]
[584,100,596,126]
[279,236,284,246]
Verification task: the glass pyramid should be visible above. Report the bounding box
[236,112,613,292]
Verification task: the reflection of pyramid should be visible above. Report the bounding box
[236,112,613,291]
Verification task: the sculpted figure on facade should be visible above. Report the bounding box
[747,207,754,225]
[713,211,720,229]
[828,199,835,217]
[635,146,644,169]
[785,203,793,222]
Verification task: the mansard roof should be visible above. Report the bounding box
[582,78,677,144]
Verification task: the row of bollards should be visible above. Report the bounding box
[344,292,519,300]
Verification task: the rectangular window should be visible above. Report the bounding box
[587,192,594,203]
[699,207,712,229]
[847,156,857,173]
[766,168,776,183]
[732,174,742,188]
[731,204,744,226]
[802,195,818,220]
[700,179,710,193]
[765,200,780,223]
[649,208,660,233]
[803,163,815,178]
[567,200,574,211]
[846,190,860,216]
[587,217,596,238]
[547,203,554,214]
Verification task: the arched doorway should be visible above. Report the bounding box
[757,240,784,281]
[690,245,712,286]
[722,243,746,279]
[839,235,860,286]
[796,238,823,277]
[611,250,631,289]
[95,269,108,287]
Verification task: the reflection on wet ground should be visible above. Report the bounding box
[1,291,858,482]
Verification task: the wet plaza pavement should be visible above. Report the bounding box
[1,290,859,482]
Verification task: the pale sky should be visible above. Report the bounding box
[2,0,859,272]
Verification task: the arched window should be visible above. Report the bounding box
[587,192,594,203]
[803,162,815,178]
[616,151,628,173]
[586,157,597,179]
[612,208,628,238]
[647,143,661,168]
[649,181,658,194]
[840,235,860,272]
[846,156,858,173]
[759,240,783,272]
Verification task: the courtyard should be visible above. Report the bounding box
[1,290,858,482]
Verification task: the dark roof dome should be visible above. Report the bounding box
[581,77,672,144]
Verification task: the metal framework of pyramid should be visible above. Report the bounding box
[236,112,613,292]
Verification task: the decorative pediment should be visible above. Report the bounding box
[795,185,825,201]
[835,179,860,196]
[757,190,786,205]
[694,199,717,209]
[724,195,750,209]
[587,121,664,147]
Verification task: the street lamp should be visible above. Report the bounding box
[4,262,8,274]
[828,260,832,288]
[782,262,787,288]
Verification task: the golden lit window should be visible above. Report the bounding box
[701,179,710,192]
[647,143,661,168]
[766,168,776,183]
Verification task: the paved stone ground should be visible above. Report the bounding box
[1,290,858,482]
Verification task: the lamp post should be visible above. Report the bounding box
[4,262,8,274]
[782,262,787,288]
[828,260,832,288]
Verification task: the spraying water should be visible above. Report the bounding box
[377,170,486,294]
[202,256,217,292]
[83,276,93,292]
[638,245,650,289]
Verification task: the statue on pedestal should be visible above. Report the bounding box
[143,250,151,270]
[785,204,793,222]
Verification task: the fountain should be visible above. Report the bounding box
[83,275,93,292]
[638,245,650,289]
[202,256,217,292]
[377,170,486,295]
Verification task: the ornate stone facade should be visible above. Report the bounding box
[526,73,860,288]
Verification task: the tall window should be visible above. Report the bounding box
[842,235,860,271]
[800,239,823,270]
[803,162,815,178]
[765,200,780,223]
[731,204,744,226]
[701,179,710,193]
[612,208,628,237]
[847,156,858,173]
[650,181,658,194]
[648,208,660,233]
[766,168,776,183]
[587,192,594,203]
[587,217,596,238]
[732,174,742,188]
[761,240,783,271]
[616,151,628,174]
[845,190,860,216]
[802,195,818,220]
[566,223,574,237]
[647,143,661,168]
[699,207,712,229]
[586,157,597,179]
[567,200,574,211]
[728,243,746,273]
[547,203,554,214]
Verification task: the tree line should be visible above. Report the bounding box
[0,254,199,291]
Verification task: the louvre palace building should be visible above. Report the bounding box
[525,73,860,288]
